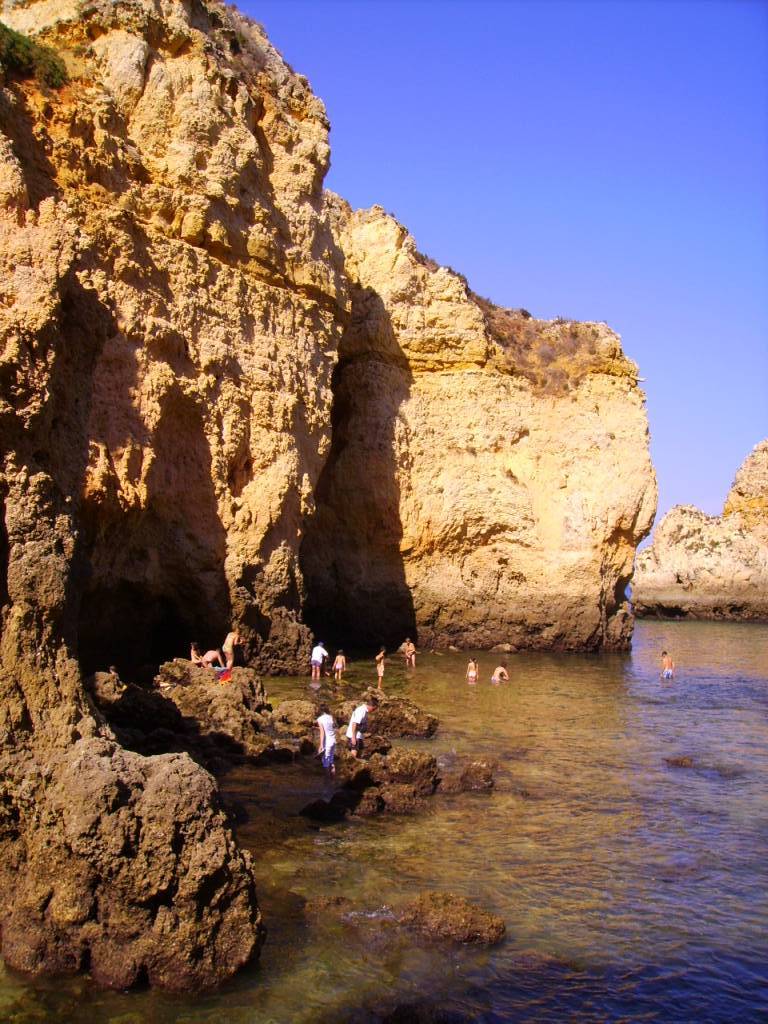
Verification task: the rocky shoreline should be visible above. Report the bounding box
[1,0,653,994]
[634,440,768,621]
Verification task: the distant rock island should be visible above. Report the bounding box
[634,440,768,620]
[0,0,655,993]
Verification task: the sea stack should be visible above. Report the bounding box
[634,440,768,620]
[0,0,654,990]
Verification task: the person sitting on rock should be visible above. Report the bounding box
[316,704,337,776]
[191,641,224,668]
[404,638,417,668]
[332,650,347,680]
[466,657,479,685]
[491,661,509,684]
[221,629,241,669]
[346,695,378,758]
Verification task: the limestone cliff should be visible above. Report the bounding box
[302,202,657,649]
[0,0,344,989]
[634,441,768,620]
[0,0,656,992]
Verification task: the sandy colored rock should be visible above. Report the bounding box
[0,0,655,993]
[302,201,656,650]
[634,441,768,620]
[0,0,349,679]
[398,892,506,945]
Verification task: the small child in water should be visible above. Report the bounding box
[375,646,386,688]
[660,650,675,679]
[404,638,417,668]
[491,662,509,684]
[466,658,479,685]
[333,650,347,680]
[316,704,336,776]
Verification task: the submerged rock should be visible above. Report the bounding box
[634,440,768,620]
[665,756,696,769]
[437,758,496,793]
[398,892,505,945]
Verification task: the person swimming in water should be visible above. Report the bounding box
[660,650,675,679]
[491,661,509,684]
[466,657,479,685]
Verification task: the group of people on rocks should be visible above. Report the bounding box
[190,630,241,680]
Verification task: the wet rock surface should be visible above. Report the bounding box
[665,756,696,769]
[437,758,496,794]
[398,892,506,945]
[335,691,439,739]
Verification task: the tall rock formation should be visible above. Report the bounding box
[634,441,768,620]
[0,0,655,991]
[301,202,657,649]
[0,0,342,990]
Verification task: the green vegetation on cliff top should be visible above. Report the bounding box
[0,21,67,88]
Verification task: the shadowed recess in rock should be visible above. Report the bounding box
[76,387,231,681]
[300,288,417,648]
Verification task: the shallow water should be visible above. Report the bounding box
[2,620,768,1022]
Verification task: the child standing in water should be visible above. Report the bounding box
[466,658,479,685]
[375,647,386,688]
[660,650,675,679]
[404,638,417,668]
[491,661,509,684]
[333,650,347,680]
[316,704,336,776]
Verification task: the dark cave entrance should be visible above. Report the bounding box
[299,288,418,651]
[77,578,230,685]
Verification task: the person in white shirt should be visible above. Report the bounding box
[310,641,328,682]
[345,696,378,757]
[316,705,337,776]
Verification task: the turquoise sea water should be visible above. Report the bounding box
[1,620,767,1022]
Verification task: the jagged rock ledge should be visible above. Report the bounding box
[634,440,768,620]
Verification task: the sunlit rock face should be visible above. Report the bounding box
[301,201,657,650]
[0,0,656,992]
[634,441,768,620]
[0,0,346,990]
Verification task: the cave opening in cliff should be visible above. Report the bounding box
[77,578,229,684]
[299,290,418,650]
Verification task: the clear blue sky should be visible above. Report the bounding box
[245,0,768,522]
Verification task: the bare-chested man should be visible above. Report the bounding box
[660,650,675,680]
